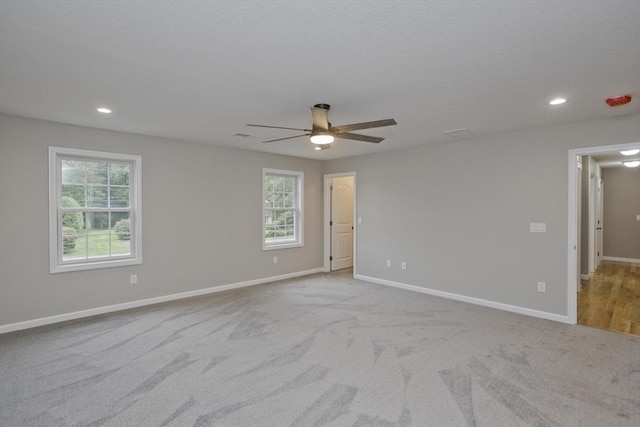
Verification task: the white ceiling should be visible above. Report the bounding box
[591,150,640,168]
[1,1,639,160]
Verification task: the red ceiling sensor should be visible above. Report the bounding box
[605,95,632,107]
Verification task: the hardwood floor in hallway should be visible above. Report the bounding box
[578,261,640,336]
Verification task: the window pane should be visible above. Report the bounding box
[110,187,130,208]
[284,177,294,192]
[61,160,85,184]
[264,224,276,240]
[84,211,110,258]
[112,212,131,242]
[86,161,108,185]
[62,216,87,261]
[87,185,108,208]
[62,185,86,207]
[284,192,293,208]
[111,236,131,256]
[266,209,296,243]
[284,210,295,226]
[62,209,86,236]
[109,163,130,186]
[85,212,109,232]
[87,233,111,258]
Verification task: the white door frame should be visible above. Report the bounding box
[324,172,356,274]
[567,141,640,324]
[587,157,603,274]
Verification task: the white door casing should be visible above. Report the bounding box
[596,178,604,268]
[331,176,354,271]
[587,156,603,275]
[576,156,582,292]
[567,142,640,325]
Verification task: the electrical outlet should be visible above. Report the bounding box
[130,274,137,285]
[537,282,546,292]
[273,256,278,264]
[386,259,391,268]
[401,262,407,270]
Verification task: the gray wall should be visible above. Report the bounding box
[602,166,640,260]
[325,114,640,316]
[1,113,639,326]
[0,115,323,325]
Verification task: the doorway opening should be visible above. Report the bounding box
[323,172,356,274]
[567,142,640,326]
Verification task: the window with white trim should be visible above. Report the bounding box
[49,147,142,273]
[263,169,303,250]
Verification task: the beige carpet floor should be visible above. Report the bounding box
[1,270,639,426]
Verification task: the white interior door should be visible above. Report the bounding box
[595,178,604,268]
[331,176,354,271]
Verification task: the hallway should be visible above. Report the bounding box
[578,261,640,336]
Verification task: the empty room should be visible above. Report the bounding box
[1,1,639,426]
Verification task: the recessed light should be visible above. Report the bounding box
[96,107,112,114]
[549,98,566,105]
[623,161,640,168]
[620,149,640,156]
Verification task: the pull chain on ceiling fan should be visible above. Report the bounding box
[247,104,397,149]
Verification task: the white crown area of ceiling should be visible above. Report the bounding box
[1,1,639,160]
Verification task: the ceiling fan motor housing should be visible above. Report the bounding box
[314,103,331,111]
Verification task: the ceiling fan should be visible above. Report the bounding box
[247,104,397,150]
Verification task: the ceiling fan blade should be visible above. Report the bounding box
[310,107,330,130]
[247,124,311,132]
[332,118,397,133]
[261,134,309,143]
[335,132,385,144]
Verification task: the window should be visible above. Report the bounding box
[49,147,142,273]
[263,168,303,250]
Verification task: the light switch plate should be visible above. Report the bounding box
[530,222,546,233]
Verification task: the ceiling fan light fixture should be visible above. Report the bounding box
[310,131,334,144]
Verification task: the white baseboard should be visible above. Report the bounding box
[580,274,590,281]
[0,268,324,334]
[603,256,640,264]
[354,274,570,324]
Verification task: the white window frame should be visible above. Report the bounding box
[262,168,304,250]
[49,146,142,273]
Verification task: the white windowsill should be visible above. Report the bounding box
[51,257,142,274]
[263,242,303,251]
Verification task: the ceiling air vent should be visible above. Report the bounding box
[443,128,473,138]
